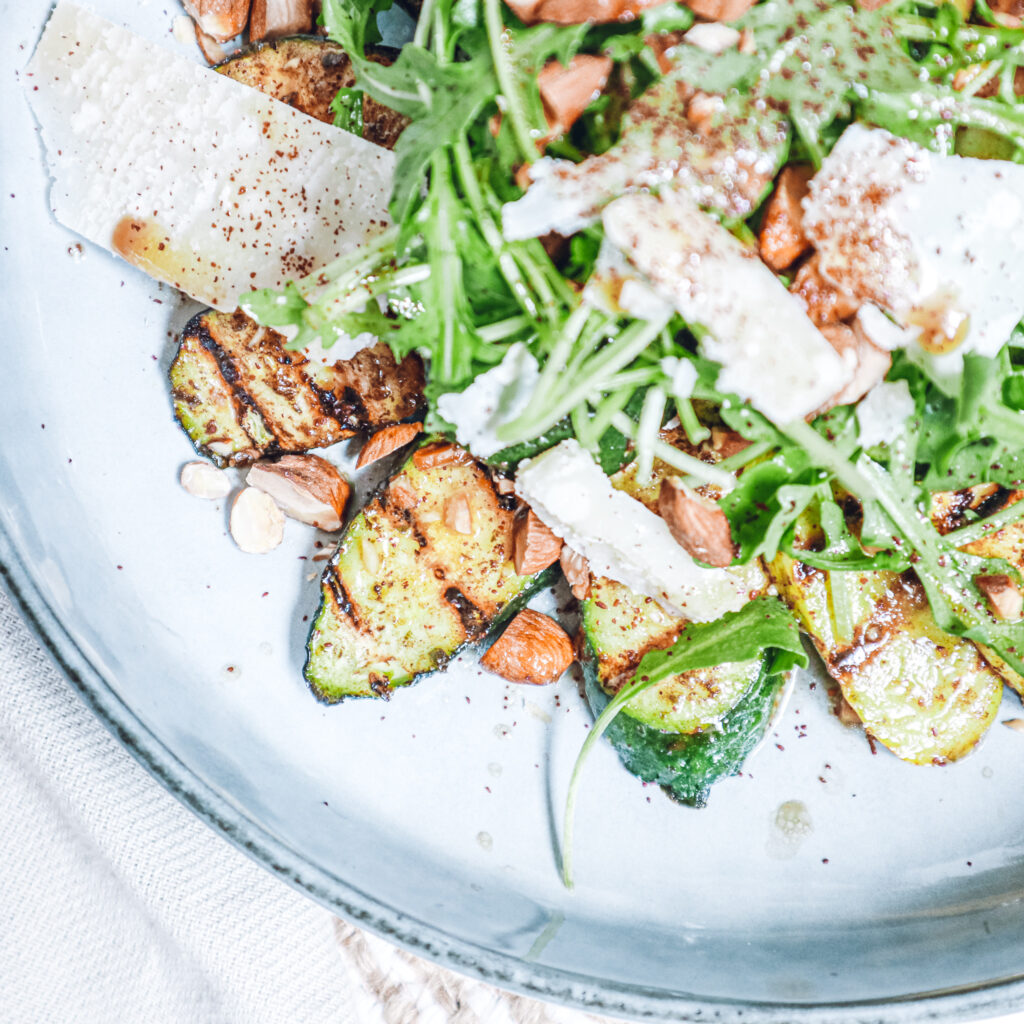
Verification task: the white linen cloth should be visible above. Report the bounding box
[0,585,614,1024]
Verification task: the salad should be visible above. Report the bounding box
[27,0,1024,885]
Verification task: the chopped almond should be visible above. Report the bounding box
[250,0,313,42]
[538,55,613,139]
[193,20,227,64]
[984,0,1021,11]
[412,441,472,472]
[513,510,563,575]
[357,422,423,469]
[492,474,516,496]
[480,609,574,685]
[444,492,474,535]
[684,0,757,21]
[837,694,863,726]
[1004,718,1024,734]
[644,30,687,74]
[560,546,590,600]
[686,92,725,136]
[819,323,892,410]
[182,0,251,41]
[180,460,231,499]
[505,0,663,25]
[658,477,736,568]
[791,255,860,327]
[976,574,1024,621]
[388,476,418,510]
[710,427,752,460]
[230,486,285,554]
[855,0,893,9]
[246,454,349,531]
[759,165,813,272]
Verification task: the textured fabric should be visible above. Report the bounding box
[0,585,614,1024]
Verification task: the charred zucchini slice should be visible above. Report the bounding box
[170,309,424,466]
[768,511,1003,765]
[305,446,555,701]
[580,576,780,807]
[215,37,408,146]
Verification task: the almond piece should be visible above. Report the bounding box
[560,546,590,600]
[246,454,349,531]
[480,609,574,685]
[492,474,516,496]
[249,0,313,41]
[791,256,860,327]
[513,511,562,575]
[388,476,418,511]
[357,422,424,470]
[230,486,285,554]
[412,442,473,472]
[443,492,474,535]
[976,574,1024,621]
[710,427,752,460]
[837,694,863,726]
[537,55,612,139]
[193,19,227,64]
[1003,718,1024,734]
[658,477,736,568]
[758,165,813,272]
[182,0,251,41]
[685,0,757,20]
[180,460,231,499]
[505,0,663,25]
[821,323,892,410]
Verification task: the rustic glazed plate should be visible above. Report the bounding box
[7,3,1024,1021]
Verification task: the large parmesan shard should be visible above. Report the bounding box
[23,2,394,311]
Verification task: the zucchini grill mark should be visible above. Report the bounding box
[170,309,424,466]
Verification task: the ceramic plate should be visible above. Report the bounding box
[7,3,1024,1021]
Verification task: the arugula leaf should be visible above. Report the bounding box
[561,597,806,887]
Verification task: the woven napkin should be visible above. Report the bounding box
[0,585,615,1024]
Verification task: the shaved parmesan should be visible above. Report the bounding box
[23,1,394,311]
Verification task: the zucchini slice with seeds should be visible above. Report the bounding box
[215,37,408,147]
[768,510,1003,765]
[305,445,555,702]
[580,575,781,807]
[171,309,424,466]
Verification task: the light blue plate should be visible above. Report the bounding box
[6,3,1024,1020]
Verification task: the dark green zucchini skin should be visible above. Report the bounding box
[583,653,784,808]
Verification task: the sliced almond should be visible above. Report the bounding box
[537,54,612,139]
[247,454,349,531]
[710,427,752,460]
[180,460,231,500]
[560,546,590,600]
[388,476,418,511]
[791,255,860,327]
[249,0,313,41]
[1003,718,1024,734]
[976,574,1024,621]
[480,609,574,686]
[758,165,813,272]
[658,477,736,568]
[443,492,474,535]
[412,442,472,472]
[513,510,562,575]
[356,422,423,470]
[230,486,285,554]
[194,19,226,64]
[182,0,251,41]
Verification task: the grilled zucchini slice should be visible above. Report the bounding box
[171,309,424,466]
[215,37,408,147]
[305,445,555,701]
[768,511,1003,765]
[580,575,782,807]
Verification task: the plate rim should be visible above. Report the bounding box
[6,525,1024,1023]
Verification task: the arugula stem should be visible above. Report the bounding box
[610,412,735,489]
[476,314,533,343]
[634,387,667,485]
[676,399,711,446]
[945,497,1024,546]
[483,0,539,161]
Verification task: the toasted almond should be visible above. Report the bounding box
[492,474,516,496]
[560,546,590,600]
[505,0,663,25]
[480,609,574,685]
[193,19,226,64]
[412,442,472,472]
[246,454,349,531]
[821,323,892,410]
[537,54,612,138]
[249,0,313,41]
[513,510,562,575]
[710,427,752,460]
[180,460,231,500]
[230,486,285,554]
[791,255,860,327]
[976,574,1024,621]
[685,0,757,20]
[1003,718,1024,734]
[388,476,418,511]
[758,165,813,272]
[658,477,736,568]
[357,422,424,469]
[443,492,474,535]
[182,0,251,41]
